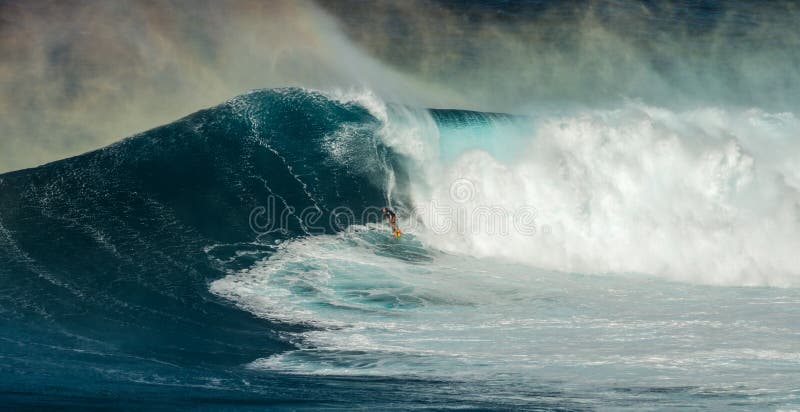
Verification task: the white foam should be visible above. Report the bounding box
[381,102,800,287]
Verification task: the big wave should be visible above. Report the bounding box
[2,87,799,408]
[0,88,403,368]
[2,88,799,361]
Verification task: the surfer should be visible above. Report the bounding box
[382,207,402,238]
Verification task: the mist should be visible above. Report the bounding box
[0,0,453,173]
[321,0,800,111]
[2,0,799,173]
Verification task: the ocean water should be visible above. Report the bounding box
[1,87,797,410]
[2,2,800,410]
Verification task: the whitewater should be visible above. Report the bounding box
[208,89,800,409]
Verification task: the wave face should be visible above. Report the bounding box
[1,87,799,410]
[0,88,428,408]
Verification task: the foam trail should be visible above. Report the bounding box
[210,227,800,407]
